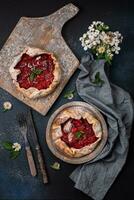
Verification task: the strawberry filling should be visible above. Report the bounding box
[61,118,98,149]
[14,53,55,90]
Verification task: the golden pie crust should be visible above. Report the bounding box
[9,47,61,99]
[51,107,102,158]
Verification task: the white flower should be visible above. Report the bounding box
[96,39,101,44]
[81,42,85,47]
[87,44,92,48]
[83,33,87,38]
[101,34,111,44]
[93,21,97,25]
[115,51,119,54]
[92,41,97,46]
[108,52,114,59]
[3,101,12,110]
[12,143,21,151]
[97,46,106,54]
[115,46,121,51]
[88,26,95,32]
[85,40,90,45]
[95,30,100,35]
[106,49,111,53]
[67,94,74,100]
[84,46,88,51]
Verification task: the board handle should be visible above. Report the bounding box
[48,3,79,29]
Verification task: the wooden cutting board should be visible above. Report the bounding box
[0,3,79,115]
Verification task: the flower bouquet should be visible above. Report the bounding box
[80,21,123,65]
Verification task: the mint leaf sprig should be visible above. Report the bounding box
[75,131,84,139]
[29,68,43,81]
[64,90,75,100]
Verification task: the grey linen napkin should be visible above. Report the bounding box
[70,54,134,200]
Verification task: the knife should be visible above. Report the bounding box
[27,109,48,184]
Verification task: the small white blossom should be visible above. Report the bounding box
[97,46,106,54]
[92,41,97,46]
[93,21,96,25]
[84,46,88,51]
[85,40,90,45]
[83,33,87,38]
[95,30,100,35]
[115,51,119,54]
[12,143,21,151]
[87,44,92,48]
[3,101,12,110]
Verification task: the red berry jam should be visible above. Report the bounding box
[61,118,98,149]
[15,53,55,90]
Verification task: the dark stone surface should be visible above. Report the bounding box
[0,0,134,200]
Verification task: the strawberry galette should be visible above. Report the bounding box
[9,47,61,99]
[51,107,102,158]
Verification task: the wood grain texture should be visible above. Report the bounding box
[0,3,79,115]
[25,146,37,176]
[36,146,48,184]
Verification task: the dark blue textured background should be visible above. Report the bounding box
[0,0,134,200]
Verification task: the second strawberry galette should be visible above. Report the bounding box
[51,107,102,158]
[9,47,61,99]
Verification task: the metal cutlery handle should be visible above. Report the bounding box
[36,146,48,184]
[26,146,37,177]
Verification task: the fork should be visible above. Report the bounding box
[17,113,37,177]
